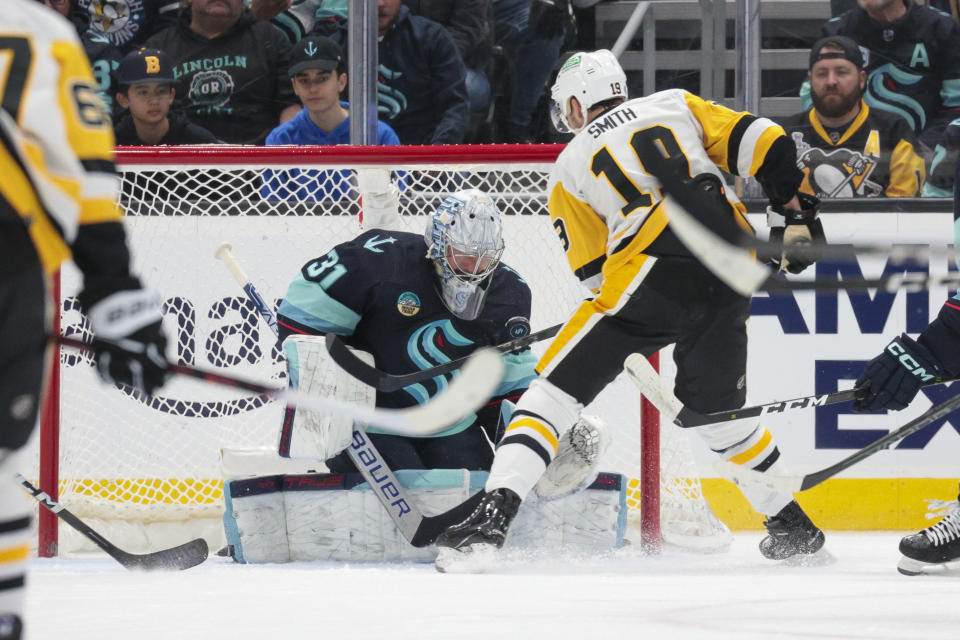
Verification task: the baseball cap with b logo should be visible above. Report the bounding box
[116,48,175,86]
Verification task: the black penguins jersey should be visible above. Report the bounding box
[276,229,536,435]
[822,0,960,134]
[780,101,925,197]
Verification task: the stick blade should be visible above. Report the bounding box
[116,538,209,571]
[623,353,682,423]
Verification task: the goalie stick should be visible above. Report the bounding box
[214,243,492,546]
[623,353,960,493]
[19,473,208,570]
[638,141,960,297]
[56,334,501,438]
[325,324,561,392]
[622,353,957,428]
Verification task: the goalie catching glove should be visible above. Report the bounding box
[766,192,824,274]
[79,281,168,396]
[853,333,944,412]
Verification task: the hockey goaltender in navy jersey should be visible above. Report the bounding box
[275,227,536,470]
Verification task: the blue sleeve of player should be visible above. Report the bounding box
[276,245,366,335]
[916,184,960,376]
[491,264,537,396]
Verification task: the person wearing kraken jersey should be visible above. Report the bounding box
[274,189,537,472]
[0,3,170,636]
[782,36,925,198]
[434,50,829,571]
[810,0,960,196]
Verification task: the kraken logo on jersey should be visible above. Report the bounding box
[396,291,421,317]
[866,63,926,133]
[376,65,407,120]
[402,320,474,404]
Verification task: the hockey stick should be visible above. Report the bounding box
[213,243,490,546]
[56,335,501,438]
[716,392,960,493]
[19,473,208,570]
[623,352,960,493]
[640,144,960,297]
[622,352,958,428]
[325,323,561,392]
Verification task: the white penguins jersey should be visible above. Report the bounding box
[0,0,122,274]
[547,89,787,291]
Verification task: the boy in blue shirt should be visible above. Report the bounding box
[262,35,400,202]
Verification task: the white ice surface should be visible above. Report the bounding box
[24,531,960,640]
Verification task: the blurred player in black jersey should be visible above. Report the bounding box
[853,155,960,576]
[1,3,170,637]
[782,36,925,198]
[274,185,537,472]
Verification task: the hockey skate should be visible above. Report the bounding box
[759,500,825,560]
[898,498,960,576]
[434,488,521,573]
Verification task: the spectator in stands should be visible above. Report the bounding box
[337,0,468,145]
[146,0,301,144]
[810,0,960,196]
[78,0,179,51]
[404,0,494,138]
[113,48,219,145]
[262,36,400,201]
[492,0,572,143]
[783,36,925,198]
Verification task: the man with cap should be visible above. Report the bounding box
[781,36,925,198]
[262,35,400,202]
[114,47,219,145]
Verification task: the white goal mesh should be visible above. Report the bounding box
[34,145,730,555]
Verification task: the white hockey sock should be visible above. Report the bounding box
[717,427,793,516]
[485,443,549,500]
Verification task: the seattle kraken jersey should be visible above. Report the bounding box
[780,101,925,197]
[276,229,536,436]
[547,89,789,291]
[822,1,960,135]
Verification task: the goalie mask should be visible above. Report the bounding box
[550,49,627,134]
[424,189,505,321]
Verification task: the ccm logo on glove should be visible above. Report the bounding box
[888,340,937,382]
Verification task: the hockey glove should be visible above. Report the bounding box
[853,333,944,412]
[81,283,169,396]
[767,192,824,274]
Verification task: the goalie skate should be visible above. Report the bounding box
[898,498,960,576]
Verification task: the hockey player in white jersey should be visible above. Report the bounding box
[435,50,828,570]
[0,3,170,636]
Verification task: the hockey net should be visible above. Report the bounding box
[34,144,730,557]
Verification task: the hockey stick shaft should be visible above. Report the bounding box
[325,323,561,392]
[56,334,500,437]
[718,391,960,493]
[19,473,208,570]
[214,243,279,335]
[623,352,957,427]
[214,243,484,546]
[641,140,960,296]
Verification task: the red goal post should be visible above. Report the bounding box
[36,144,720,557]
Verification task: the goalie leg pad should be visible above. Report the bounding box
[282,335,376,460]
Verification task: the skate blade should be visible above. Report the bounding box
[435,544,499,574]
[897,555,960,576]
[780,546,836,567]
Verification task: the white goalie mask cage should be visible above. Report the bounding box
[424,189,505,320]
[550,49,628,134]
